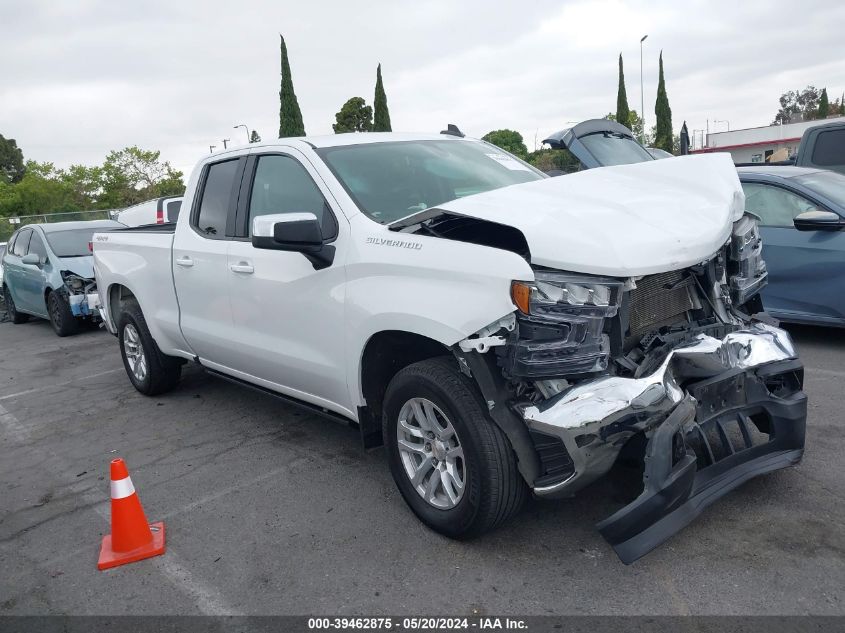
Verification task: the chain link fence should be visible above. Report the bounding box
[1,209,120,243]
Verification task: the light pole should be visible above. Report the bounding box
[222,138,230,150]
[714,119,730,132]
[640,34,648,144]
[234,124,250,143]
[209,145,216,154]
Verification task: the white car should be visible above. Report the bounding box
[115,196,183,227]
[92,132,807,563]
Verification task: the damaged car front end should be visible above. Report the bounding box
[60,270,100,318]
[453,213,806,563]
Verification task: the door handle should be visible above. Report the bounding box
[175,256,194,268]
[229,262,254,274]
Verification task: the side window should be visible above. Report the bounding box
[742,182,816,227]
[11,229,32,256]
[27,232,48,263]
[248,155,336,239]
[194,159,240,238]
[166,199,182,222]
[6,233,17,257]
[811,129,845,167]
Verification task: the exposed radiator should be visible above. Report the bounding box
[628,270,697,338]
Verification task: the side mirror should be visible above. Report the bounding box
[793,210,843,232]
[21,253,41,266]
[251,213,335,270]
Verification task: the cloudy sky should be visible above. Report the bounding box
[2,0,844,176]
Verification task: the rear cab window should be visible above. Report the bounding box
[811,129,845,168]
[166,199,182,222]
[193,159,242,239]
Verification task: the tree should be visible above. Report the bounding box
[841,92,845,116]
[605,110,645,141]
[818,88,830,119]
[773,86,821,124]
[616,54,630,130]
[249,130,262,143]
[278,34,306,137]
[60,164,103,209]
[526,148,581,173]
[0,161,78,218]
[653,51,673,154]
[481,129,528,159]
[333,97,373,133]
[373,63,392,132]
[100,147,184,208]
[0,135,25,184]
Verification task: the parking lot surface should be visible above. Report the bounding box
[0,318,843,615]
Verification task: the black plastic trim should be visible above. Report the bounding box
[597,359,807,564]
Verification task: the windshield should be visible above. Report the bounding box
[316,140,543,224]
[793,171,845,206]
[44,228,101,257]
[579,132,655,166]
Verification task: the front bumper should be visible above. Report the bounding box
[68,292,100,317]
[518,323,806,562]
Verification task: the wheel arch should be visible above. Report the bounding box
[357,330,451,449]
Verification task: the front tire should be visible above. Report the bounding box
[383,357,527,538]
[3,285,29,324]
[47,291,80,337]
[117,298,182,395]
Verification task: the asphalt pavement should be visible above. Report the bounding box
[0,318,843,615]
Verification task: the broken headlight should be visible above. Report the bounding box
[61,271,90,293]
[507,272,623,378]
[727,214,767,306]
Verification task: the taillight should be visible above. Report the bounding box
[156,208,164,224]
[88,241,93,253]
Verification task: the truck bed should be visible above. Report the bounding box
[92,228,191,356]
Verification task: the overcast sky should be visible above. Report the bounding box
[2,0,844,176]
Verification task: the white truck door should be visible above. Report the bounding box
[172,157,244,363]
[225,150,351,416]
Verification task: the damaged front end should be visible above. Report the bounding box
[60,271,100,319]
[454,214,806,563]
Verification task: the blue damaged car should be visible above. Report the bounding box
[2,220,124,336]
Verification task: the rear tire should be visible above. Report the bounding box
[3,285,29,324]
[383,357,527,539]
[117,298,182,395]
[47,291,80,337]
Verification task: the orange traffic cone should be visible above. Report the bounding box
[97,458,165,570]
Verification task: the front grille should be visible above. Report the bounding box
[628,270,696,338]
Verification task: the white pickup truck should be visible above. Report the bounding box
[93,132,807,563]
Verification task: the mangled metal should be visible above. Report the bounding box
[60,270,99,317]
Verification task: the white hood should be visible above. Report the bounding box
[434,153,745,277]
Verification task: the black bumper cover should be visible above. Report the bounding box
[596,359,807,564]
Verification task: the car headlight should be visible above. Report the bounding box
[507,272,623,378]
[727,214,767,305]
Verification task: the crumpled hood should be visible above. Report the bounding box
[58,256,95,279]
[433,152,745,277]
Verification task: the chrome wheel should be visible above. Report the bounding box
[123,323,147,382]
[396,397,465,509]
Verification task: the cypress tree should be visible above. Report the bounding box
[654,51,673,153]
[616,54,630,130]
[818,88,829,119]
[373,63,392,132]
[278,34,305,137]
